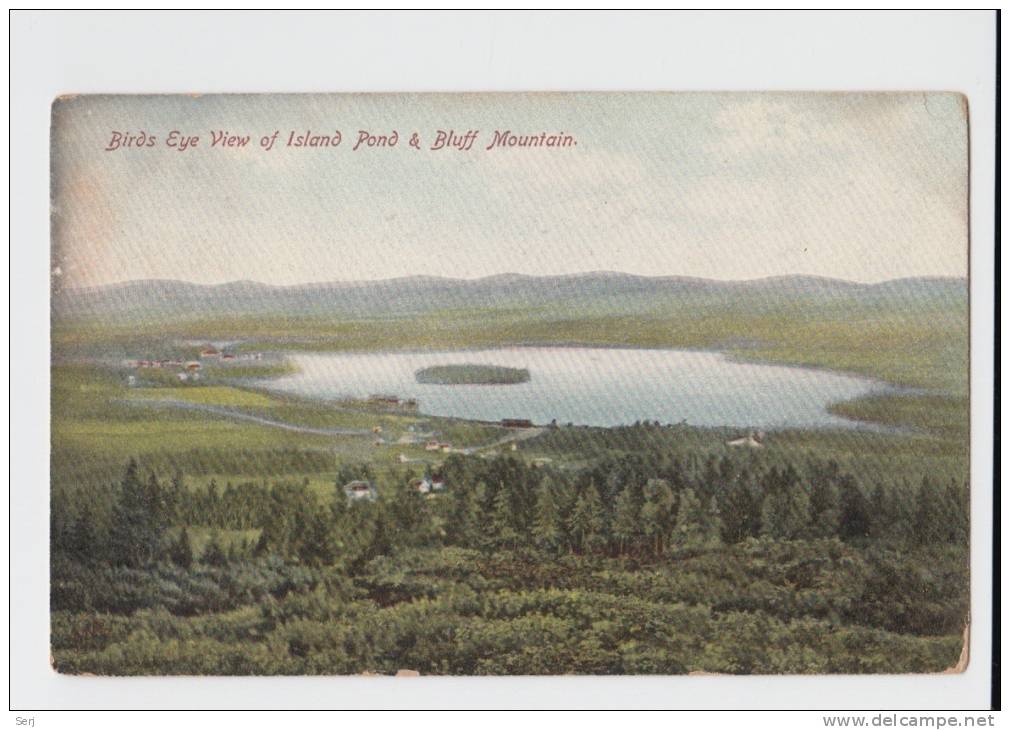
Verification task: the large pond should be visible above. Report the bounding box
[263,347,892,429]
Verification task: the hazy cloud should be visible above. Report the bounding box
[51,92,968,287]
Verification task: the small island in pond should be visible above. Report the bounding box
[415,363,531,386]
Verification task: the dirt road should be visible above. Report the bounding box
[119,398,373,437]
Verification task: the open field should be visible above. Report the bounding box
[51,274,970,489]
[54,275,969,441]
[127,386,278,408]
[55,305,967,391]
[52,360,515,490]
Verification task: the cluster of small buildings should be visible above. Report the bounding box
[199,345,262,362]
[127,345,263,366]
[367,394,419,412]
[390,425,454,453]
[381,437,453,452]
[342,475,447,502]
[129,358,193,369]
[126,358,203,383]
[408,476,447,495]
[125,344,266,386]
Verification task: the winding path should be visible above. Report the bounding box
[120,398,546,452]
[463,427,545,454]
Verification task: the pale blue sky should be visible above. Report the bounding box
[51,92,968,287]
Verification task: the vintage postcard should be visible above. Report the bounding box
[49,93,969,676]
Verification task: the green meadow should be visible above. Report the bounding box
[52,287,969,487]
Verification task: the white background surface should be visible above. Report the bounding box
[9,10,998,712]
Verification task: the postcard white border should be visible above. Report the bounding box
[9,9,997,710]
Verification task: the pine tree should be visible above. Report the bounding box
[390,478,426,547]
[672,488,722,551]
[707,496,724,546]
[108,459,165,567]
[809,475,842,538]
[170,527,194,568]
[532,479,563,553]
[222,483,239,529]
[202,531,228,567]
[165,471,185,525]
[551,478,578,546]
[260,494,292,559]
[366,503,395,559]
[567,484,606,554]
[67,503,99,562]
[641,478,674,556]
[489,486,518,550]
[721,480,760,543]
[146,472,169,532]
[760,480,810,540]
[253,529,271,558]
[880,478,912,544]
[205,479,221,528]
[447,482,482,548]
[838,475,871,540]
[583,485,608,553]
[700,455,722,502]
[913,476,946,545]
[612,487,641,555]
[331,483,350,522]
[299,511,340,566]
[869,483,897,539]
[942,479,969,544]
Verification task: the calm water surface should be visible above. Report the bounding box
[263,347,892,429]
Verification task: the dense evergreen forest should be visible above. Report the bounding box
[51,430,969,676]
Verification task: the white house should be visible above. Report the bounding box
[410,477,432,494]
[343,480,378,501]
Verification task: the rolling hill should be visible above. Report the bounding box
[53,271,968,323]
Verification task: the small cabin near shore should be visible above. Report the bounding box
[410,477,433,494]
[501,418,533,428]
[409,476,447,495]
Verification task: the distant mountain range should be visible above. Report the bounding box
[53,271,968,322]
